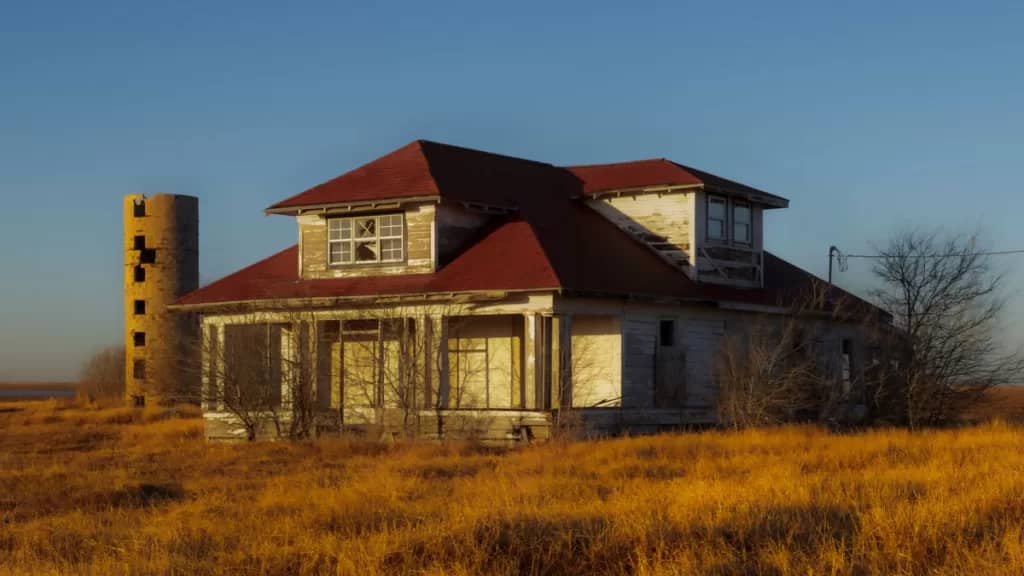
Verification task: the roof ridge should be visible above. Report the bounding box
[416,139,560,169]
[561,157,670,169]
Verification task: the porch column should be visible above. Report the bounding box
[437,316,450,409]
[279,323,298,409]
[415,316,430,410]
[315,321,336,411]
[523,314,539,409]
[550,314,573,409]
[203,322,224,411]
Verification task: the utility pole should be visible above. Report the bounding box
[828,245,839,285]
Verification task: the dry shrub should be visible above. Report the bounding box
[77,345,125,401]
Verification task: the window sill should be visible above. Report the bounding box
[327,260,408,269]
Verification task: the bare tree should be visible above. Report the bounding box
[201,321,287,441]
[715,280,871,428]
[870,229,1024,427]
[78,345,126,401]
[715,314,823,428]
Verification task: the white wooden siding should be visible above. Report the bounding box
[621,317,656,408]
[681,317,725,408]
[571,315,622,408]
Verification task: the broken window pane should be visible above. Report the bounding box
[327,213,403,266]
[356,218,376,238]
[355,241,378,262]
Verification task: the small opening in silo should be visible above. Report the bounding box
[134,300,146,315]
[133,199,146,217]
[133,265,145,282]
[140,249,156,264]
[133,359,146,380]
[133,332,146,347]
[133,235,146,250]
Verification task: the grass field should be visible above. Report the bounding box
[0,382,76,401]
[3,401,1024,575]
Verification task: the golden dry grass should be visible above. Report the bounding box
[3,402,1024,575]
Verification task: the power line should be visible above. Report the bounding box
[827,246,1024,283]
[843,249,1024,259]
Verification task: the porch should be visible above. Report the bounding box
[200,306,626,442]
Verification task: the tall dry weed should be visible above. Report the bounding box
[2,402,1024,574]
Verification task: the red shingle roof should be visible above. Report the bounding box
[175,218,561,306]
[267,140,788,212]
[176,200,864,312]
[174,140,865,312]
[566,159,788,206]
[267,140,578,213]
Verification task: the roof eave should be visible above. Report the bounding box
[168,286,561,312]
[264,195,442,216]
[703,184,789,208]
[585,183,703,199]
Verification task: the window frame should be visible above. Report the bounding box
[732,201,752,245]
[327,213,405,267]
[706,195,728,242]
[707,195,756,247]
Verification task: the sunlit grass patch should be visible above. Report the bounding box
[2,401,1024,575]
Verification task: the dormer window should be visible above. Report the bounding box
[733,202,751,245]
[707,195,754,245]
[328,213,404,265]
[707,196,727,241]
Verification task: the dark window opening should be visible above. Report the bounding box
[133,265,145,282]
[659,320,675,347]
[133,332,146,347]
[321,320,340,342]
[342,319,380,333]
[133,235,146,250]
[140,249,156,264]
[134,300,146,315]
[841,338,853,392]
[133,359,146,380]
[223,324,284,408]
[133,199,146,217]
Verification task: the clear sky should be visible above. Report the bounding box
[2,1,1023,381]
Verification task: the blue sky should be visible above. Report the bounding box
[2,1,1023,381]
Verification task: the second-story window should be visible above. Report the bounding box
[707,196,727,241]
[733,202,752,244]
[708,195,754,245]
[328,213,404,265]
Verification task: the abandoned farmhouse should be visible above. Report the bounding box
[125,140,884,440]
